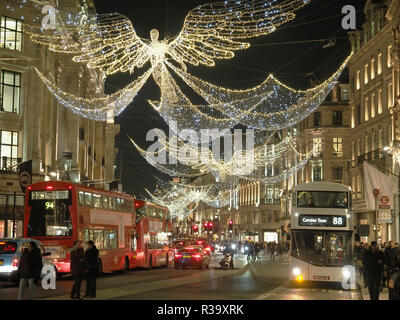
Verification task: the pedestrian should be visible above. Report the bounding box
[254,242,261,262]
[247,242,254,262]
[70,240,88,299]
[17,241,43,300]
[363,241,386,300]
[360,243,370,287]
[277,242,284,262]
[84,240,99,298]
[270,241,276,261]
[385,241,399,299]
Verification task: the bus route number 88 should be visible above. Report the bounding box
[333,216,343,225]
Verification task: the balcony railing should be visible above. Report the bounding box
[357,148,387,166]
[0,157,21,173]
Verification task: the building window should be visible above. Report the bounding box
[352,141,355,166]
[364,97,369,122]
[0,16,22,51]
[357,175,362,199]
[332,111,342,126]
[356,70,360,90]
[377,52,382,74]
[0,130,18,168]
[356,105,361,125]
[387,45,392,67]
[312,138,322,157]
[312,164,323,182]
[365,134,369,154]
[388,82,393,108]
[370,58,375,79]
[364,64,368,84]
[357,139,361,157]
[371,93,376,118]
[341,88,349,101]
[313,112,321,127]
[371,20,375,37]
[0,70,21,113]
[332,166,343,183]
[351,176,356,199]
[378,89,382,114]
[333,138,343,157]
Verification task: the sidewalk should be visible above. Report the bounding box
[356,271,389,300]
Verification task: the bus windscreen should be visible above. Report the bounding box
[27,190,73,237]
[297,191,348,208]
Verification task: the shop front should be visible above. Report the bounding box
[0,193,25,238]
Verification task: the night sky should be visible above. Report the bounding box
[93,0,367,198]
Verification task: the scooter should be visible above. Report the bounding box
[219,253,232,270]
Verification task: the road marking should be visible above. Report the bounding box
[254,281,289,300]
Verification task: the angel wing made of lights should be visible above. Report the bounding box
[24,0,311,75]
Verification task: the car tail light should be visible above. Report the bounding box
[175,253,182,258]
[12,258,19,269]
[192,254,201,259]
[46,185,54,190]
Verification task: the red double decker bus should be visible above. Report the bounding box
[133,199,173,268]
[23,181,172,275]
[24,181,137,275]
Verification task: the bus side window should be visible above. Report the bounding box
[93,194,102,208]
[78,191,85,206]
[85,192,93,207]
[109,198,115,210]
[103,196,109,209]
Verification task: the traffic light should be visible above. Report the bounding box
[228,220,233,234]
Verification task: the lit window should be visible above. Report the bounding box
[0,70,21,113]
[0,16,22,51]
[364,64,368,84]
[378,89,383,114]
[370,58,375,79]
[388,82,393,107]
[377,52,382,74]
[364,97,369,121]
[371,93,376,118]
[333,138,343,157]
[387,45,392,67]
[341,88,349,101]
[0,130,18,169]
[312,138,322,157]
[356,70,360,90]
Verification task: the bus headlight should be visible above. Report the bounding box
[292,267,301,276]
[342,268,351,278]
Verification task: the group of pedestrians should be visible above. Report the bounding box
[265,241,289,261]
[16,240,99,300]
[355,240,400,300]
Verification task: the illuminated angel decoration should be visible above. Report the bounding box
[14,0,313,121]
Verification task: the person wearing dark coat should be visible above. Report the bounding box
[84,240,99,298]
[363,241,386,300]
[385,241,399,299]
[17,241,43,300]
[70,240,88,299]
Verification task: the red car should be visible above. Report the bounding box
[189,240,212,256]
[174,246,210,269]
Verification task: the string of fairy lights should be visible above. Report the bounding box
[2,0,352,217]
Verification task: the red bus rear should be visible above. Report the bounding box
[134,199,173,268]
[23,181,136,275]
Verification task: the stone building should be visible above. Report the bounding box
[347,0,400,243]
[0,0,119,237]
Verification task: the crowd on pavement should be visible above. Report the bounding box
[355,240,400,300]
[16,240,99,300]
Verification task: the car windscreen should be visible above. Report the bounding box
[28,190,73,236]
[0,241,17,254]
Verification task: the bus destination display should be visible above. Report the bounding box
[298,215,346,227]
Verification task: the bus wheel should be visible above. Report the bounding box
[124,257,130,273]
[98,260,103,277]
[148,256,153,270]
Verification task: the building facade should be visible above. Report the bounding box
[347,0,400,244]
[0,0,119,237]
